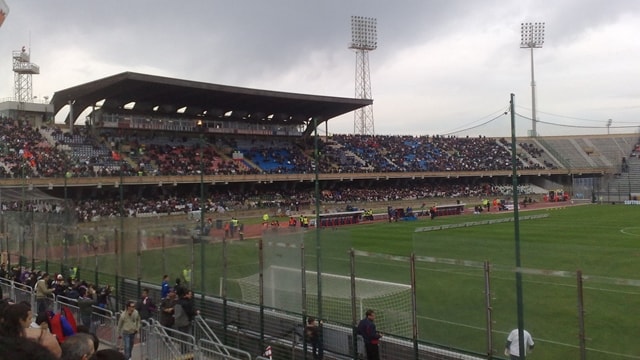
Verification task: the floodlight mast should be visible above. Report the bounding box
[12,46,40,103]
[349,16,377,136]
[520,22,544,137]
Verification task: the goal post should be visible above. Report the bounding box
[230,265,412,338]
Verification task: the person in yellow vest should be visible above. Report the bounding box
[83,234,91,251]
[482,199,489,212]
[182,266,191,288]
[262,213,269,228]
[70,266,78,281]
[302,216,309,228]
[231,217,239,237]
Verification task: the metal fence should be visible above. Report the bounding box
[7,205,640,359]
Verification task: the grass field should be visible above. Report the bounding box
[72,203,640,359]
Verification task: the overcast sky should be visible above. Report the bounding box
[1,0,639,137]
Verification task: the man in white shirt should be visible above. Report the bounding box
[505,328,534,359]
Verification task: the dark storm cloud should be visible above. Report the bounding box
[0,1,639,136]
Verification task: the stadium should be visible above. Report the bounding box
[1,4,640,359]
[0,69,638,360]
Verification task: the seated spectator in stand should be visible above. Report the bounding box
[0,302,62,358]
[27,311,63,358]
[60,332,95,360]
[0,336,59,360]
[75,325,100,353]
[92,348,126,360]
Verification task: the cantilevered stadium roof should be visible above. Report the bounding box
[50,72,372,132]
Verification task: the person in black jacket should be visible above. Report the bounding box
[357,309,383,360]
[135,288,156,322]
[305,316,321,359]
[174,290,198,334]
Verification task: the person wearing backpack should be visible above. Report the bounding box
[173,290,199,353]
[174,290,198,334]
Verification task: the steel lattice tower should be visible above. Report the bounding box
[12,46,40,102]
[349,16,377,136]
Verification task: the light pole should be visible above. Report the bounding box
[197,119,206,303]
[313,116,324,360]
[349,16,377,136]
[510,93,527,359]
[607,119,612,135]
[520,22,545,137]
[118,145,124,300]
[62,168,70,276]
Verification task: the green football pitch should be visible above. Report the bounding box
[76,203,640,359]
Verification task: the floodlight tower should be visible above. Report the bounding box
[520,22,544,137]
[349,16,377,136]
[12,46,40,102]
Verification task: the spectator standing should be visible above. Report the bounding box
[159,288,177,328]
[174,290,199,353]
[357,309,382,360]
[35,272,54,314]
[97,284,112,311]
[117,301,140,360]
[135,288,156,322]
[160,275,170,299]
[305,316,321,360]
[174,278,186,298]
[77,285,97,332]
[505,328,534,359]
[182,267,191,289]
[174,290,198,333]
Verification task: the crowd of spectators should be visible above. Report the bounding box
[0,179,538,222]
[0,263,118,359]
[0,181,537,227]
[330,134,549,173]
[0,117,577,223]
[0,117,69,179]
[0,117,571,180]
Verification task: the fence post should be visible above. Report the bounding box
[484,261,494,359]
[259,237,265,353]
[222,235,228,344]
[410,253,419,360]
[137,229,142,300]
[576,270,586,360]
[350,248,358,360]
[301,241,308,359]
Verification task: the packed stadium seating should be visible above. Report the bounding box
[0,115,638,221]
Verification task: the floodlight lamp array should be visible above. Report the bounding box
[520,22,545,48]
[350,16,377,50]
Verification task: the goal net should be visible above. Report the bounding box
[231,265,413,338]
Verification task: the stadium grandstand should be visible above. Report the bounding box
[0,71,636,208]
[1,72,640,360]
